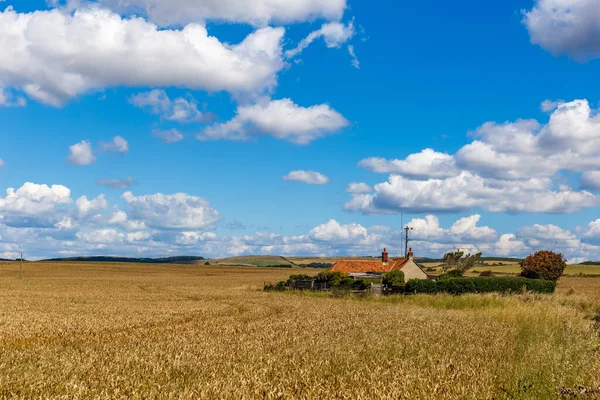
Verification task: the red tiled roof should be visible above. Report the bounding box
[330,258,409,274]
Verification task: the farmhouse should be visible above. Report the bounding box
[330,248,429,280]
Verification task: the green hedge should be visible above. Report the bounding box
[265,271,372,292]
[405,277,556,295]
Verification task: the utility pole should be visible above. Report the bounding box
[404,226,413,258]
[401,212,404,256]
[19,253,23,279]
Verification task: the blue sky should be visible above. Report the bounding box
[2,0,600,260]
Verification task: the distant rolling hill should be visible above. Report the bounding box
[41,256,205,264]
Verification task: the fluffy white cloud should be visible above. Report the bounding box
[122,191,221,230]
[345,172,596,214]
[283,170,330,185]
[0,182,72,227]
[76,228,125,245]
[523,0,600,59]
[94,0,347,27]
[492,234,530,257]
[454,101,600,180]
[351,100,600,215]
[199,98,348,144]
[176,231,218,245]
[107,210,146,231]
[359,149,458,179]
[580,171,600,190]
[153,129,185,144]
[1,184,600,262]
[100,136,129,153]
[76,195,108,217]
[285,21,355,58]
[346,182,372,194]
[0,6,285,106]
[131,90,206,123]
[309,219,370,243]
[541,99,564,112]
[406,214,497,243]
[582,219,600,243]
[67,141,96,166]
[0,158,5,169]
[516,224,583,255]
[96,177,135,189]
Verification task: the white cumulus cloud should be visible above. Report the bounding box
[76,195,108,217]
[346,182,372,194]
[100,136,129,153]
[523,0,600,60]
[122,191,221,230]
[581,171,600,190]
[309,219,371,244]
[0,182,72,227]
[345,172,596,214]
[0,6,285,106]
[350,99,600,215]
[130,90,206,123]
[359,149,458,179]
[94,0,347,27]
[283,170,330,185]
[199,98,348,145]
[67,141,96,166]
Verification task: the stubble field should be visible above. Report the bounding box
[0,262,599,399]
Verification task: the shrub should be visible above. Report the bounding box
[305,262,333,269]
[405,277,556,295]
[352,279,371,291]
[382,270,405,288]
[286,274,313,284]
[316,271,349,286]
[521,251,567,281]
[440,269,464,279]
[479,270,494,277]
[405,279,438,294]
[263,281,287,292]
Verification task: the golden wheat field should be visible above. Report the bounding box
[0,262,599,399]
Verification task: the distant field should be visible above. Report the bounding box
[0,261,598,398]
[419,263,600,277]
[289,256,375,266]
[206,255,297,267]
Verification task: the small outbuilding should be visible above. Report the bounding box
[330,248,429,280]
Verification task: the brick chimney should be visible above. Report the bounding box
[382,248,389,264]
[408,248,414,260]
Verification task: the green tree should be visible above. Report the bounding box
[382,270,405,288]
[441,251,482,276]
[520,250,566,281]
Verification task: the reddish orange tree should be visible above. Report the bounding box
[520,250,566,281]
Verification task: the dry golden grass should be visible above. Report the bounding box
[0,262,598,399]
